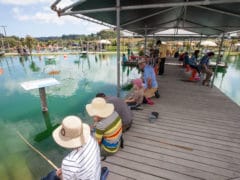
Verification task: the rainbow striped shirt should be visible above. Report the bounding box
[95,111,122,154]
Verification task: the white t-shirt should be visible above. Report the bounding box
[61,136,101,180]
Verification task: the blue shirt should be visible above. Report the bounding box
[184,54,190,65]
[200,55,209,67]
[189,55,197,66]
[122,55,127,63]
[143,65,158,88]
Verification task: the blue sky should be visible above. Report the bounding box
[0,0,107,38]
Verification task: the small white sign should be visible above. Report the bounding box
[21,78,60,91]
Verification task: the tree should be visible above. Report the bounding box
[97,29,118,39]
[25,35,36,55]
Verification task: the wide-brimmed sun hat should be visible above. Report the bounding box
[52,116,90,149]
[138,58,146,64]
[86,97,114,118]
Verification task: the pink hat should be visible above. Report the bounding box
[132,78,143,88]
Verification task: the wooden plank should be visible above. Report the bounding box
[117,147,227,180]
[125,135,240,165]
[122,138,240,177]
[107,171,134,180]
[104,156,201,180]
[132,122,240,148]
[133,117,240,144]
[128,126,240,154]
[101,161,163,180]
[135,110,240,129]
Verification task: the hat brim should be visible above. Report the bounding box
[138,60,146,65]
[52,123,90,149]
[86,103,114,118]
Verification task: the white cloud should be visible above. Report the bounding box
[0,0,51,6]
[8,0,106,35]
[12,6,81,25]
[0,0,77,7]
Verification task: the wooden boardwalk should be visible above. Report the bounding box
[103,59,240,180]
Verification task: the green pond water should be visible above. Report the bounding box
[0,54,140,180]
[0,53,239,179]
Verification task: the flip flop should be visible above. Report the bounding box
[100,167,109,180]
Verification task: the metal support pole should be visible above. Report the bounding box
[211,33,225,88]
[198,33,203,56]
[144,27,147,55]
[116,0,121,97]
[228,39,233,56]
[39,87,48,112]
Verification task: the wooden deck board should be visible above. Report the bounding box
[104,59,240,180]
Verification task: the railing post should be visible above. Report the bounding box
[39,87,48,112]
[116,0,121,97]
[211,33,225,88]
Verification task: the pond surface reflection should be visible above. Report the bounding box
[0,53,140,179]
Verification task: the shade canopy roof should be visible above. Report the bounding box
[54,0,240,37]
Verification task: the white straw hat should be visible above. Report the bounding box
[52,116,90,149]
[86,97,114,118]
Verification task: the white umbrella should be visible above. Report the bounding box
[200,40,217,47]
[175,41,183,46]
[98,39,111,44]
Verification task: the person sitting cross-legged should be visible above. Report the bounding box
[86,97,123,158]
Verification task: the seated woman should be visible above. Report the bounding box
[189,50,201,74]
[184,51,200,81]
[125,78,144,108]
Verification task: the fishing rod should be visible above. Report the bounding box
[16,131,58,170]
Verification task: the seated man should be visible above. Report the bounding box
[96,92,133,132]
[138,59,160,98]
[86,97,123,157]
[200,52,215,86]
[42,115,101,180]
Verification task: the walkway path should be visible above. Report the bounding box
[103,59,240,180]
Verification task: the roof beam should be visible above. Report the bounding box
[121,7,176,27]
[184,19,223,33]
[195,5,240,18]
[122,0,240,11]
[70,14,114,28]
[62,7,115,16]
[60,0,86,12]
[149,19,181,34]
[60,0,240,16]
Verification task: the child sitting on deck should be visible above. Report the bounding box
[125,78,144,108]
